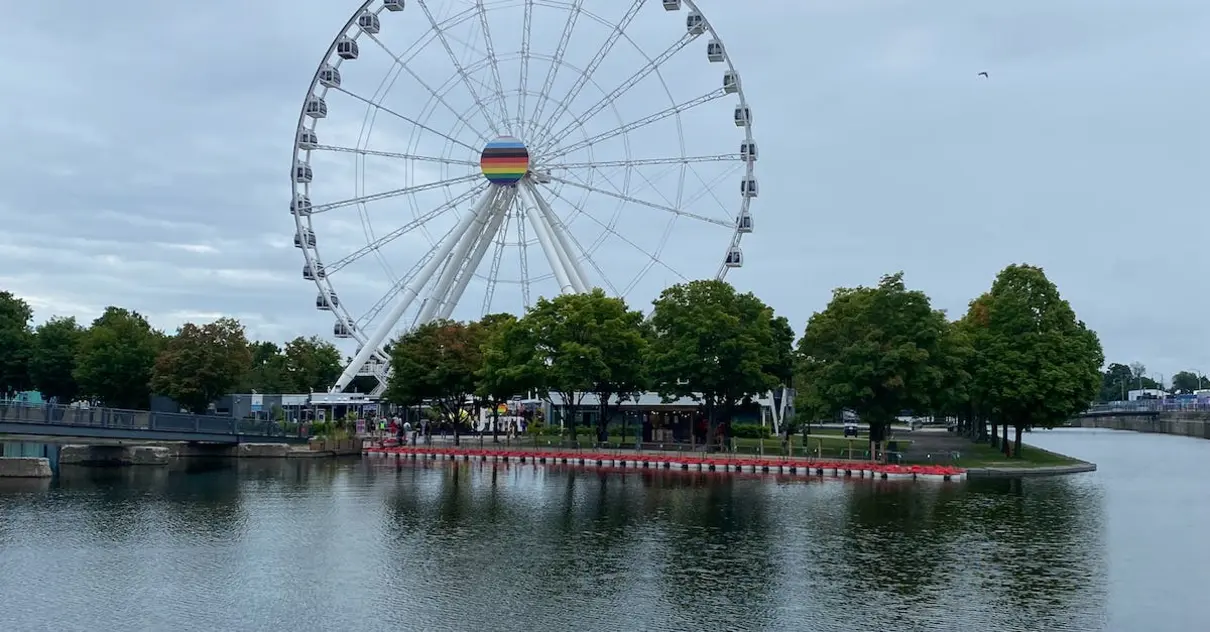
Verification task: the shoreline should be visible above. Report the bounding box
[965,462,1097,478]
[366,445,968,481]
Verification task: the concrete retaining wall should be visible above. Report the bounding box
[237,443,290,458]
[0,457,53,478]
[60,445,172,466]
[1070,413,1210,440]
[56,442,335,466]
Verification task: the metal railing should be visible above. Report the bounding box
[0,401,305,439]
[1084,400,1210,414]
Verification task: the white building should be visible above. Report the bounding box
[1127,388,1168,401]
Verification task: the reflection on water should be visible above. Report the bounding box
[0,431,1202,631]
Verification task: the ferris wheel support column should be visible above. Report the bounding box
[331,186,499,392]
[527,183,591,292]
[517,184,576,294]
[437,189,515,320]
[415,188,505,324]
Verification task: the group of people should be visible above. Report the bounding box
[373,417,421,446]
[367,414,534,446]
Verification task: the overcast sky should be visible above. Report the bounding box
[1,0,1206,382]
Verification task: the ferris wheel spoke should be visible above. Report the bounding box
[543,154,739,171]
[587,158,745,227]
[541,183,687,288]
[363,33,493,143]
[685,160,747,217]
[535,32,698,153]
[538,88,726,161]
[543,175,731,229]
[525,0,584,143]
[355,237,445,332]
[323,184,487,274]
[533,0,643,142]
[334,86,481,153]
[527,183,618,296]
[481,205,514,316]
[517,0,534,132]
[513,194,532,308]
[435,189,514,320]
[334,187,502,392]
[416,0,503,136]
[313,144,477,168]
[311,174,482,215]
[474,0,511,131]
[521,181,589,292]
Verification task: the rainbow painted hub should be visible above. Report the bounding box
[479,136,529,185]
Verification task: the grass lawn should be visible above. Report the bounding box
[928,441,1085,469]
[521,431,907,460]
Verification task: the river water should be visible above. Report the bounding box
[0,429,1206,631]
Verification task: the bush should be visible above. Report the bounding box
[729,423,773,439]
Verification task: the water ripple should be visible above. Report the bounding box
[1,433,1203,630]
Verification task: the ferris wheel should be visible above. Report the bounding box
[290,0,758,394]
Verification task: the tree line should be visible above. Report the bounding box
[385,282,793,446]
[0,263,1105,459]
[795,264,1103,458]
[0,293,347,413]
[383,264,1103,458]
[1097,362,1207,401]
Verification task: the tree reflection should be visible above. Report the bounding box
[649,473,780,630]
[838,477,1107,628]
[840,479,957,597]
[963,478,1108,628]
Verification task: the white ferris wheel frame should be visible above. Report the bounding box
[289,0,757,394]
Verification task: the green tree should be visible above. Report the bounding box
[243,341,291,393]
[647,280,789,449]
[474,313,526,443]
[384,320,480,445]
[960,294,996,443]
[1098,362,1134,402]
[151,318,253,414]
[497,290,649,442]
[767,316,796,387]
[767,315,797,440]
[74,307,162,409]
[282,336,342,392]
[1170,370,1205,395]
[968,264,1104,457]
[931,319,975,436]
[29,316,84,404]
[0,291,34,396]
[795,272,950,458]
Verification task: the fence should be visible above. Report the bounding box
[1085,400,1210,414]
[0,401,305,439]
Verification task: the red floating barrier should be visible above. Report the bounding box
[366,445,965,480]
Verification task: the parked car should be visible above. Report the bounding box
[843,422,860,437]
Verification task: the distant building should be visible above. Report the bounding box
[1127,388,1168,401]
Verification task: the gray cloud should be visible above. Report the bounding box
[1,0,1206,382]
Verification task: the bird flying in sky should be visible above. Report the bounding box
[977,71,989,78]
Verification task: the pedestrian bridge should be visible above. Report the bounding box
[0,402,302,444]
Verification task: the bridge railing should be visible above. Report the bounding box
[1085,401,1210,414]
[0,401,304,438]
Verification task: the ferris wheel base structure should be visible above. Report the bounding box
[289,1,758,395]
